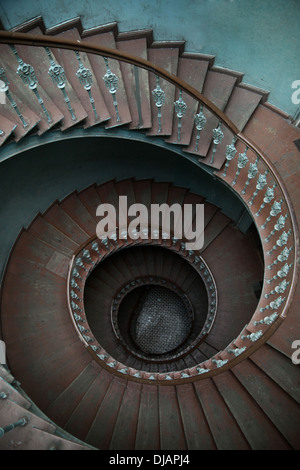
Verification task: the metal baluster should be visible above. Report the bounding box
[10,45,52,123]
[265,214,288,242]
[227,347,246,356]
[70,290,82,301]
[152,75,165,133]
[82,334,94,343]
[222,136,237,177]
[267,229,292,255]
[210,121,224,164]
[45,46,76,121]
[75,50,99,121]
[264,279,290,298]
[73,313,85,322]
[174,89,187,141]
[255,184,276,216]
[71,301,82,312]
[212,359,228,368]
[194,105,206,152]
[0,416,29,438]
[241,157,259,194]
[241,330,263,341]
[197,367,210,375]
[261,199,283,229]
[83,249,95,265]
[249,170,269,206]
[70,279,82,291]
[267,246,292,270]
[260,296,285,313]
[254,312,278,325]
[72,268,83,281]
[91,242,102,257]
[78,324,89,333]
[103,57,120,122]
[267,262,293,284]
[75,257,87,271]
[0,67,28,127]
[232,146,249,186]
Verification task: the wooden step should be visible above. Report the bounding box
[84,375,127,449]
[109,380,142,450]
[81,25,132,128]
[232,359,300,449]
[44,362,101,429]
[158,385,187,450]
[116,34,152,129]
[0,398,56,450]
[165,55,210,145]
[135,384,160,450]
[63,367,113,443]
[184,69,237,162]
[206,84,264,168]
[0,42,63,134]
[59,192,97,237]
[46,25,110,128]
[213,370,291,449]
[176,382,216,449]
[146,45,181,136]
[0,114,17,146]
[193,377,250,449]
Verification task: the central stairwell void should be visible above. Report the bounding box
[0,16,299,450]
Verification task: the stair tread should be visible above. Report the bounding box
[44,362,101,428]
[59,192,97,237]
[49,27,111,128]
[116,37,152,129]
[81,30,132,128]
[0,113,17,146]
[63,367,112,443]
[110,380,142,450]
[232,359,300,449]
[193,378,250,449]
[146,47,180,136]
[213,370,292,449]
[205,85,263,168]
[0,43,64,134]
[165,56,210,145]
[184,70,237,164]
[0,398,56,450]
[158,385,187,450]
[250,343,300,404]
[85,376,127,449]
[176,382,216,449]
[135,384,160,450]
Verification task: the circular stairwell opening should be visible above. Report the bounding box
[84,245,210,364]
[118,284,194,356]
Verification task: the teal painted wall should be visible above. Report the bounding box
[0,0,299,115]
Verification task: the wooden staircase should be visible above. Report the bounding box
[0,16,299,450]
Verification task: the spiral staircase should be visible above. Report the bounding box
[0,15,299,450]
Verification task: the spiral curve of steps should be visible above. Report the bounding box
[0,15,299,451]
